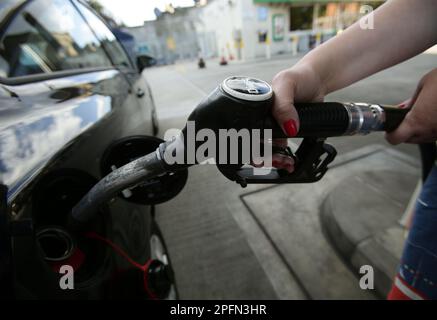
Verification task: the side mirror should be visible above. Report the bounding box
[136,55,156,73]
[101,136,188,205]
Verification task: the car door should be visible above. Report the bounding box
[0,0,155,298]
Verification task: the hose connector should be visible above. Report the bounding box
[344,103,386,135]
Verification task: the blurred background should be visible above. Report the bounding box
[89,0,385,64]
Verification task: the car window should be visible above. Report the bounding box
[75,1,133,69]
[0,0,112,78]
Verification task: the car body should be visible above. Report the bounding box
[0,0,179,299]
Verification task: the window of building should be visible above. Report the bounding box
[318,4,328,18]
[0,0,113,79]
[289,5,314,31]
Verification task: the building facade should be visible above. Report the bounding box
[127,7,202,64]
[126,0,384,63]
[197,0,384,61]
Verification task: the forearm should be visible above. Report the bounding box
[296,0,437,94]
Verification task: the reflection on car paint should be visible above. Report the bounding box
[0,94,111,196]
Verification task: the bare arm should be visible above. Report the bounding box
[272,0,437,139]
[307,0,437,94]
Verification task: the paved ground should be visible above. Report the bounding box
[143,53,436,299]
[321,161,419,297]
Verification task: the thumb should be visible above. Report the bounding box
[272,75,300,137]
[273,100,300,137]
[385,117,415,145]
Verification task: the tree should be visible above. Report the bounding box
[86,0,123,27]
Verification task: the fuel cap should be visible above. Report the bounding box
[221,76,273,102]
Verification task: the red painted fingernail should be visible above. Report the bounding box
[398,99,412,109]
[283,119,298,137]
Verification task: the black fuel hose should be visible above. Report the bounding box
[419,143,437,181]
[70,151,166,226]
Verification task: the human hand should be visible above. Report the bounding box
[386,68,437,145]
[270,64,326,172]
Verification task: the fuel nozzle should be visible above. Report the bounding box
[160,76,408,148]
[158,76,409,186]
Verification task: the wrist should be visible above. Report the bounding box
[290,61,328,100]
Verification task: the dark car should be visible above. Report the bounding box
[0,0,186,299]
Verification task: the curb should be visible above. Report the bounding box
[319,171,416,298]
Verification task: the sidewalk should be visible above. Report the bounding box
[320,148,420,297]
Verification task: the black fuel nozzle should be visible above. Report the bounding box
[158,76,409,187]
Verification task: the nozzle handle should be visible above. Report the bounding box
[266,102,409,138]
[294,102,350,137]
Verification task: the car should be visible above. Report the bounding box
[0,0,187,299]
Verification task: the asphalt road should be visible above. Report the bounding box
[143,53,436,299]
